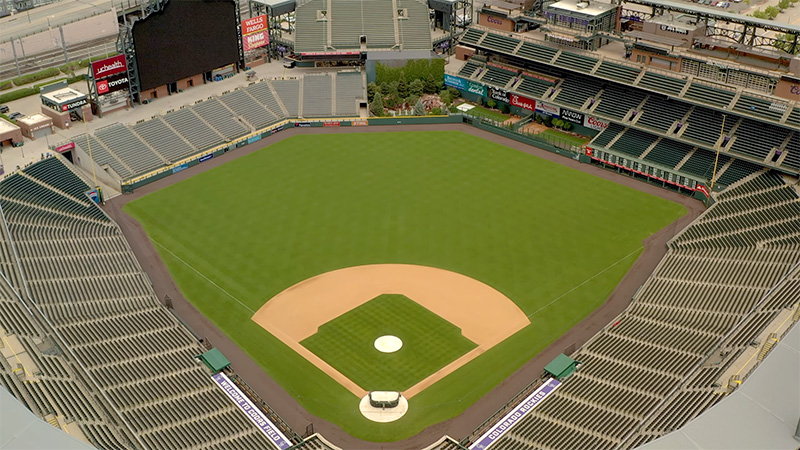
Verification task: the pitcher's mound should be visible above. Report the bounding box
[374,335,402,353]
[359,393,409,423]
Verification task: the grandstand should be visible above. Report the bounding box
[292,0,431,54]
[70,72,365,188]
[471,171,800,449]
[0,157,290,450]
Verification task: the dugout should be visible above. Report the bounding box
[544,353,578,380]
[197,348,231,373]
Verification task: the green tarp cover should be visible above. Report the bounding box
[199,348,230,373]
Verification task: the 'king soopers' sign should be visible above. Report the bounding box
[469,378,562,450]
[211,372,292,449]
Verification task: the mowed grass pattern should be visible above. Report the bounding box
[125,131,687,441]
[301,295,477,391]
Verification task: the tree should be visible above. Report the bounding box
[429,107,443,115]
[487,99,497,109]
[439,90,452,105]
[779,0,790,9]
[379,82,391,95]
[397,72,409,98]
[447,87,460,99]
[752,8,768,18]
[409,79,425,97]
[501,103,510,114]
[367,82,378,102]
[424,74,437,94]
[384,94,398,109]
[413,99,426,116]
[406,95,419,106]
[370,93,384,116]
[765,5,780,18]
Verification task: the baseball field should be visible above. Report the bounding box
[124,130,686,441]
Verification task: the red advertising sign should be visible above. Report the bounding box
[91,55,128,80]
[695,184,710,197]
[96,73,129,95]
[585,147,593,156]
[509,93,536,111]
[584,115,609,131]
[56,142,75,153]
[243,30,269,51]
[242,15,267,35]
[323,121,340,127]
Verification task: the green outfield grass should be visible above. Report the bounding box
[301,294,476,391]
[124,130,686,441]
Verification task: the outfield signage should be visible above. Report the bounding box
[61,98,88,111]
[584,115,609,131]
[488,87,509,103]
[509,93,535,112]
[96,73,129,95]
[444,74,487,97]
[91,54,128,79]
[211,373,292,449]
[351,120,368,126]
[247,134,262,144]
[324,121,340,127]
[535,102,560,118]
[172,163,188,174]
[86,188,101,204]
[199,153,214,163]
[560,108,584,125]
[243,30,269,51]
[469,378,562,450]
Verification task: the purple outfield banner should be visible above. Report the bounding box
[469,378,562,450]
[211,373,292,449]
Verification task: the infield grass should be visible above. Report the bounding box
[125,130,686,441]
[301,294,477,391]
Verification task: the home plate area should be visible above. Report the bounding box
[359,391,409,423]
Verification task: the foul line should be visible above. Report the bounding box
[526,246,643,320]
[150,238,255,314]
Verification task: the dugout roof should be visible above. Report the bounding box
[544,353,577,380]
[198,348,231,373]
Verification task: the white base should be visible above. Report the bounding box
[359,393,408,423]
[374,335,402,353]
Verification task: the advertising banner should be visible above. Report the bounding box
[211,373,293,449]
[199,153,214,163]
[535,102,560,117]
[509,93,535,111]
[351,120,368,126]
[55,142,75,153]
[560,108,584,125]
[86,188,101,204]
[323,121,340,127]
[294,122,312,127]
[242,15,267,35]
[91,54,128,80]
[96,73,129,95]
[247,134,262,144]
[584,115,609,131]
[61,98,88,111]
[488,87,510,103]
[444,74,467,90]
[243,30,269,51]
[172,163,188,174]
[469,379,562,449]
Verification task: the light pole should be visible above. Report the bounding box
[710,113,727,189]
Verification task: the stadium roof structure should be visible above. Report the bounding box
[638,323,800,450]
[293,0,432,54]
[0,388,97,450]
[624,0,800,35]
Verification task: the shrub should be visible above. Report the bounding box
[429,107,443,115]
[487,99,497,109]
[0,87,38,103]
[413,99,426,116]
[370,93,384,116]
[367,82,378,102]
[439,90,452,105]
[0,80,11,91]
[409,79,424,97]
[501,103,510,114]
[12,67,60,87]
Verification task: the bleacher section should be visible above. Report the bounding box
[0,157,284,450]
[644,139,694,169]
[76,74,363,184]
[637,72,686,96]
[303,74,333,117]
[554,51,598,73]
[191,98,249,141]
[732,94,788,122]
[728,119,788,163]
[482,65,516,87]
[484,171,800,450]
[335,72,364,116]
[517,74,554,98]
[681,106,734,147]
[219,89,279,130]
[594,61,641,84]
[590,122,625,147]
[609,127,657,157]
[554,76,603,108]
[636,97,691,133]
[593,85,646,120]
[684,81,737,108]
[163,108,225,151]
[294,0,430,53]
